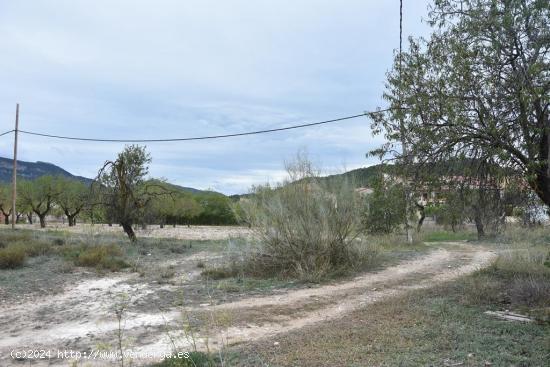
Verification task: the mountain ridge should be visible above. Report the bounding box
[0,157,217,195]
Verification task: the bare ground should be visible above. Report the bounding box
[41,223,253,241]
[0,240,496,367]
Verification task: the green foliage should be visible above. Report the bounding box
[0,184,13,223]
[193,193,236,225]
[370,0,550,207]
[363,175,406,234]
[0,245,26,269]
[95,145,156,241]
[54,176,89,226]
[18,175,58,227]
[67,244,129,271]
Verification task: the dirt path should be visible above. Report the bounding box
[0,242,496,366]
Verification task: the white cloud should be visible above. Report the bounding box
[0,0,431,194]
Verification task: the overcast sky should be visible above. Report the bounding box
[0,0,431,194]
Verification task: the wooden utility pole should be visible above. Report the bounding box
[11,103,19,229]
[398,0,413,244]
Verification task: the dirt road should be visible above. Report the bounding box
[0,242,495,366]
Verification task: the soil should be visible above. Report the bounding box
[0,232,496,367]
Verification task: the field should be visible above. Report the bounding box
[0,224,548,367]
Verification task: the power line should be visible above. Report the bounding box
[14,110,388,143]
[0,129,14,137]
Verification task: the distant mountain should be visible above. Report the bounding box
[0,156,225,196]
[147,179,225,196]
[0,157,93,184]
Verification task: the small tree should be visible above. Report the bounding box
[363,174,407,234]
[54,177,89,226]
[0,185,13,224]
[18,176,58,228]
[95,145,163,241]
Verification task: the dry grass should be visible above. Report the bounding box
[0,245,26,269]
[71,244,129,271]
[232,227,550,366]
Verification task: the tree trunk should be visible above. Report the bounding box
[38,215,46,228]
[4,216,9,225]
[68,215,75,227]
[27,213,33,224]
[415,203,425,232]
[473,209,485,240]
[121,222,137,242]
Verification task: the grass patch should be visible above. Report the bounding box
[0,245,26,269]
[236,278,549,366]
[234,234,550,366]
[63,244,129,271]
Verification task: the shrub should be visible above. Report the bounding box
[0,246,26,269]
[201,267,237,280]
[72,244,129,271]
[242,153,366,280]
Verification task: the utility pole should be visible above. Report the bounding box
[11,103,19,229]
[398,0,413,244]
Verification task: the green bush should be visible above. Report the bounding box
[0,246,26,269]
[68,244,129,271]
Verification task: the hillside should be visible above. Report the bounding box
[0,157,92,184]
[0,156,224,196]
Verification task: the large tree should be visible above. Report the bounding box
[370,0,550,205]
[95,145,162,241]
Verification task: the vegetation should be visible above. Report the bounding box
[235,232,550,366]
[94,145,168,241]
[370,0,550,207]
[0,245,26,269]
[363,174,406,234]
[239,154,367,280]
[18,176,58,228]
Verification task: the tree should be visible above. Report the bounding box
[363,174,407,234]
[18,176,58,228]
[194,193,236,225]
[0,185,12,224]
[54,177,89,226]
[370,0,550,206]
[95,145,161,241]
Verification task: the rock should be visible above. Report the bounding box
[273,342,280,346]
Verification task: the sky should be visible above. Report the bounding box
[0,0,431,194]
